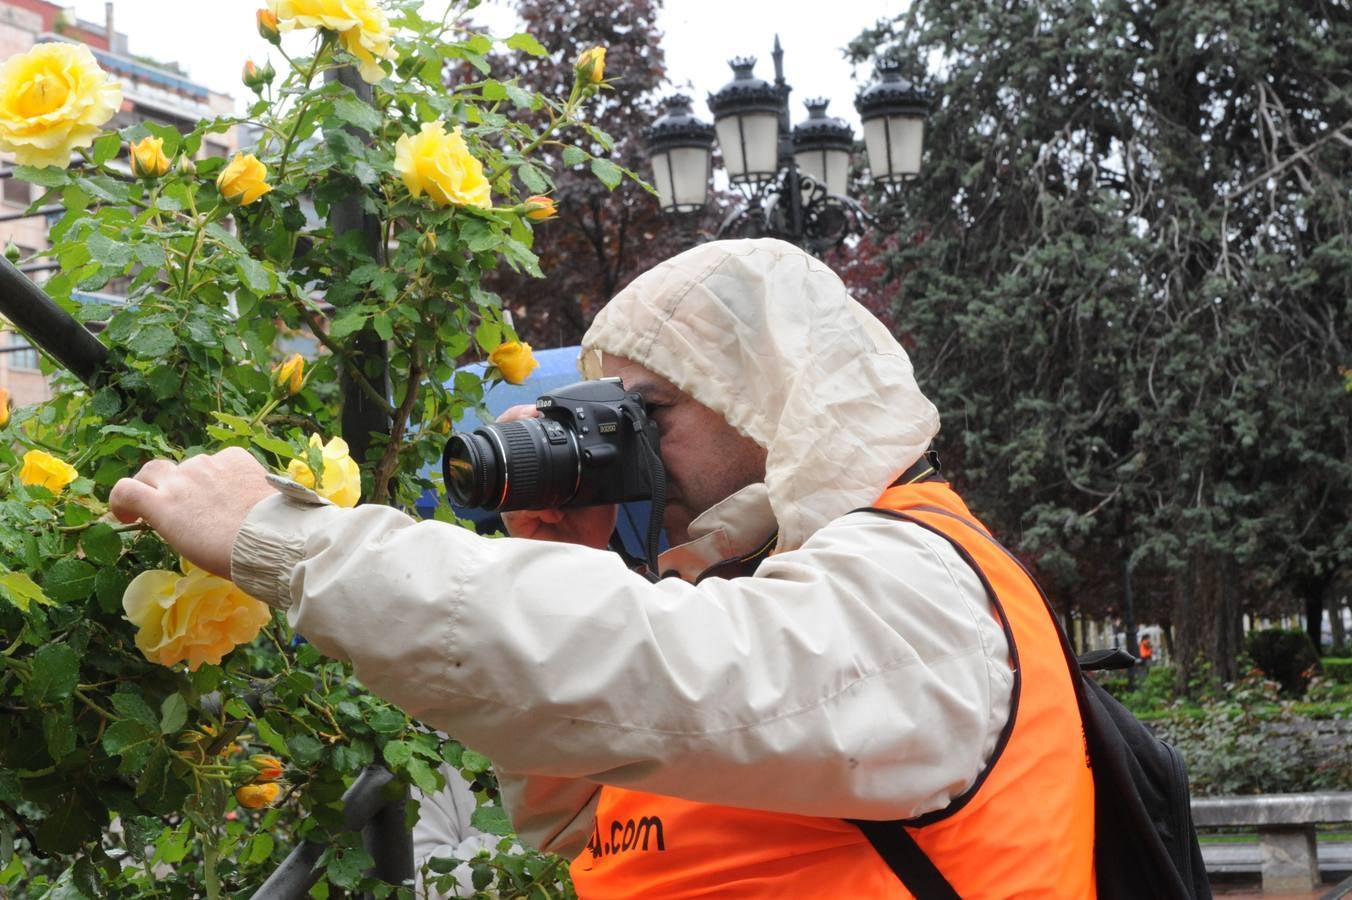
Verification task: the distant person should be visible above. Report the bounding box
[1139,634,1154,667]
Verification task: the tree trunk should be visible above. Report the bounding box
[1326,578,1347,655]
[1174,548,1244,692]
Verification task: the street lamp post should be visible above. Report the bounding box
[646,40,929,254]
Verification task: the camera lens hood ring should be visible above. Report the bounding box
[483,425,512,510]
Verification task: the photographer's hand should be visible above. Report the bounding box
[496,404,617,549]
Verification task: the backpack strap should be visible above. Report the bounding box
[852,819,961,900]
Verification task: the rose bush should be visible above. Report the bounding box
[0,2,642,895]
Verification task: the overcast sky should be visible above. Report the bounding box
[68,0,907,131]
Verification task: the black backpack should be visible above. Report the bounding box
[853,500,1210,899]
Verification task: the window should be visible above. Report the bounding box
[2,177,30,207]
[4,334,40,371]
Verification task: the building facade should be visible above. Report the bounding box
[0,0,238,406]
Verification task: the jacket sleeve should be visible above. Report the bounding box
[232,494,1012,830]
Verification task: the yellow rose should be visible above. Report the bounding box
[129,136,171,179]
[524,195,557,221]
[0,387,9,428]
[250,754,285,782]
[216,153,272,205]
[122,564,271,672]
[287,434,362,508]
[19,449,78,493]
[394,122,491,208]
[269,0,395,84]
[274,353,305,395]
[575,46,606,85]
[488,340,539,385]
[257,8,282,44]
[0,42,122,169]
[235,781,282,809]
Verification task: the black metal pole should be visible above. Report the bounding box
[321,63,411,892]
[0,254,110,389]
[771,36,804,241]
[250,765,407,899]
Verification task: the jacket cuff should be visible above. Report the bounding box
[231,493,343,609]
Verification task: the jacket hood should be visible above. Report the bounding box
[579,238,939,552]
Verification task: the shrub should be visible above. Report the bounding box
[1244,628,1321,696]
[1322,657,1352,685]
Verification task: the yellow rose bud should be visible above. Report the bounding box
[575,46,606,85]
[0,42,122,169]
[287,434,362,508]
[216,153,272,205]
[250,754,285,782]
[524,195,557,221]
[271,0,395,84]
[122,565,271,671]
[257,8,281,44]
[235,781,282,809]
[0,388,9,428]
[19,449,78,493]
[394,122,491,208]
[129,136,171,179]
[488,340,540,385]
[419,229,437,254]
[274,353,305,396]
[177,155,197,177]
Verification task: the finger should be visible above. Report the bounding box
[496,404,541,424]
[108,477,158,524]
[133,458,177,488]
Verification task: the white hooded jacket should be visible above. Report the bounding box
[231,239,1013,862]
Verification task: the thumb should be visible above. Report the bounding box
[108,477,158,524]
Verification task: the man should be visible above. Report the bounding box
[110,238,1094,896]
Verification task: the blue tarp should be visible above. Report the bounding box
[415,347,665,560]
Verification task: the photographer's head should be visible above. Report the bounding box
[599,354,767,546]
[581,238,940,552]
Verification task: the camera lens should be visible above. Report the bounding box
[443,418,580,512]
[444,432,500,508]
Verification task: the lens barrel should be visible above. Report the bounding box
[443,417,580,512]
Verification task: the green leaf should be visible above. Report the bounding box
[87,232,134,268]
[469,804,513,836]
[326,847,375,890]
[471,862,494,891]
[518,162,549,194]
[28,643,79,705]
[562,146,588,167]
[381,740,412,769]
[329,308,369,340]
[11,165,68,188]
[246,832,275,865]
[590,158,623,190]
[92,131,122,166]
[332,94,383,133]
[43,706,76,761]
[405,757,441,795]
[0,571,52,613]
[94,566,130,615]
[505,32,548,57]
[111,692,160,729]
[43,559,97,604]
[372,313,394,341]
[102,719,157,771]
[255,718,290,756]
[126,324,176,358]
[367,707,405,735]
[236,255,272,293]
[473,318,500,352]
[159,693,187,734]
[460,749,491,774]
[80,523,122,566]
[287,734,324,766]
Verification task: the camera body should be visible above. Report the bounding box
[443,377,661,512]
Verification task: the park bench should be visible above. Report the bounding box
[1192,792,1352,894]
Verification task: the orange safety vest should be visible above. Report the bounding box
[570,480,1096,898]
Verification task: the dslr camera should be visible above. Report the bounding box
[442,377,663,513]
